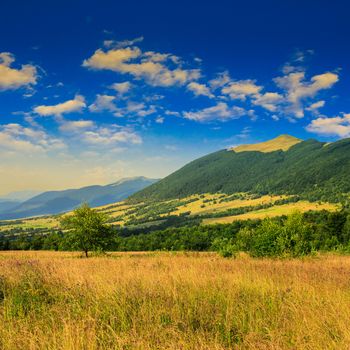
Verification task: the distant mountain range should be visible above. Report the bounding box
[130,135,350,203]
[0,177,158,220]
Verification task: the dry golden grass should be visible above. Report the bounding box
[203,201,338,225]
[0,251,350,349]
[0,217,59,232]
[232,135,301,153]
[172,194,287,216]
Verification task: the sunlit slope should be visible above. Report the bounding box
[232,134,301,153]
[203,201,337,225]
[130,137,350,202]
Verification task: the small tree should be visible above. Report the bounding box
[60,203,113,257]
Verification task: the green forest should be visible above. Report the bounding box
[130,138,350,204]
[2,207,350,258]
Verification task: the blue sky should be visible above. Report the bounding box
[1,0,349,194]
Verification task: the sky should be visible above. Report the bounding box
[1,0,350,195]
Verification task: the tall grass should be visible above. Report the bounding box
[0,251,350,349]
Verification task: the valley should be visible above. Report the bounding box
[0,192,338,238]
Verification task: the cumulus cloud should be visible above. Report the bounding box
[82,45,201,87]
[206,58,338,120]
[306,113,350,138]
[89,94,118,113]
[0,52,38,90]
[252,92,284,112]
[221,80,262,100]
[0,123,65,153]
[187,82,214,98]
[34,95,86,117]
[183,102,249,122]
[209,71,231,89]
[110,81,132,94]
[82,127,142,146]
[59,120,95,132]
[306,100,325,113]
[274,71,338,118]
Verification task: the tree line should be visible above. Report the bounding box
[1,204,350,258]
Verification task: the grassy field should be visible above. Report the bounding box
[232,135,301,153]
[203,201,337,225]
[169,194,287,216]
[0,193,338,236]
[0,251,350,349]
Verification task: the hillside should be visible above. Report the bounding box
[0,177,158,220]
[130,135,350,203]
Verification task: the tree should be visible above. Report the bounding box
[60,204,113,257]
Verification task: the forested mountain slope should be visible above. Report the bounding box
[130,136,350,203]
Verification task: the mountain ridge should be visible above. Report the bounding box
[0,177,159,220]
[129,136,350,203]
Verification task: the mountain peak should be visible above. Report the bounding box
[231,134,302,153]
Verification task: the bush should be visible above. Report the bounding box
[211,238,238,258]
[241,212,312,258]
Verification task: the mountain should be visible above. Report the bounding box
[0,200,21,213]
[0,177,158,220]
[129,135,350,203]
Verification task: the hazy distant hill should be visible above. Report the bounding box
[0,200,21,213]
[130,135,350,203]
[0,177,158,220]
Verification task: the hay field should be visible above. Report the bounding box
[0,251,350,349]
[203,201,338,225]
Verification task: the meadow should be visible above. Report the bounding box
[1,251,350,349]
[0,193,338,236]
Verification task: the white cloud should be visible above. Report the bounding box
[34,95,86,117]
[0,52,38,90]
[0,123,65,153]
[103,36,144,49]
[252,92,284,112]
[306,113,350,138]
[222,80,262,100]
[136,104,157,117]
[59,120,95,132]
[187,82,214,98]
[165,110,180,117]
[274,71,338,118]
[89,93,158,119]
[209,71,231,89]
[306,100,325,113]
[155,116,164,124]
[83,127,142,146]
[83,45,201,87]
[89,94,118,113]
[183,102,248,122]
[110,81,132,94]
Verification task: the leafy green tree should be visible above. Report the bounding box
[211,237,238,258]
[248,212,312,257]
[278,212,312,257]
[60,204,113,257]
